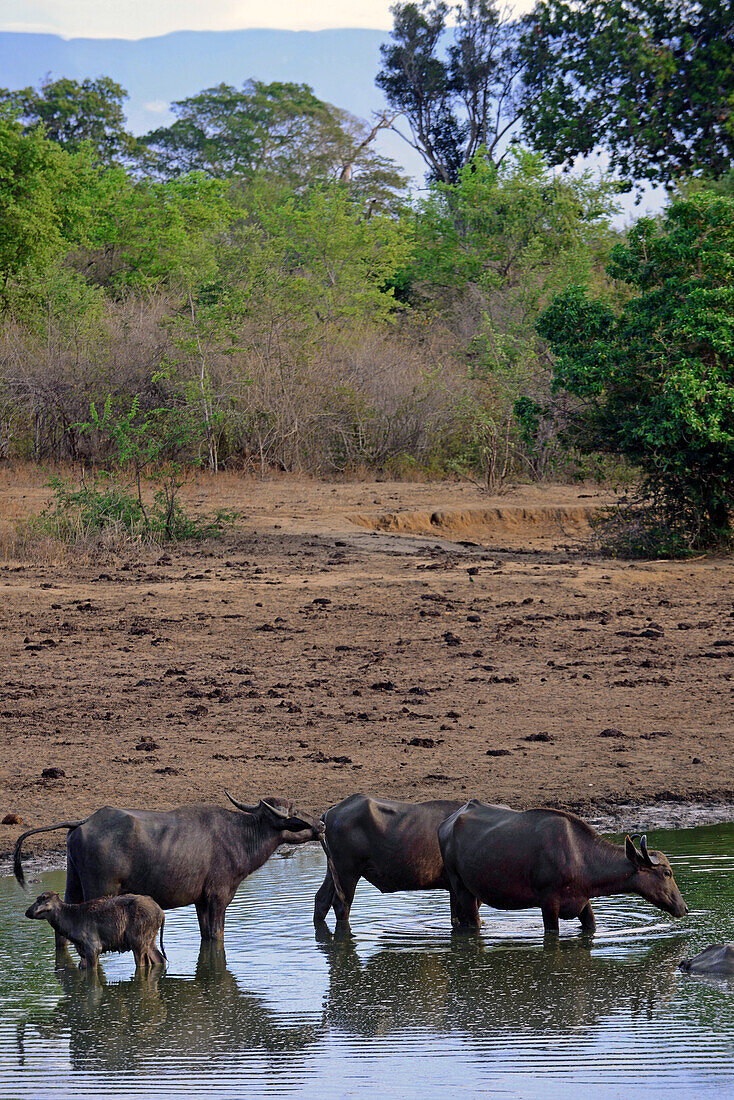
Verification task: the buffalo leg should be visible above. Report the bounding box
[579,902,596,932]
[79,949,100,972]
[541,900,560,933]
[196,894,229,941]
[314,870,336,924]
[55,858,84,956]
[447,881,480,931]
[333,875,358,925]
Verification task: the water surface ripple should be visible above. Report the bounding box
[1,823,733,1098]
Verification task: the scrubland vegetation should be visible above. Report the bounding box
[0,0,731,553]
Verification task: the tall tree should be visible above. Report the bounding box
[141,80,405,209]
[407,148,618,484]
[538,193,734,548]
[376,0,526,183]
[521,0,734,187]
[0,75,138,165]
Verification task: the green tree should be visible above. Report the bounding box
[141,80,405,209]
[521,0,734,187]
[0,75,138,164]
[0,109,77,283]
[409,148,619,482]
[81,170,232,292]
[376,0,526,183]
[538,193,734,547]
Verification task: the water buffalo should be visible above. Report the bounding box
[438,800,688,932]
[15,794,324,948]
[679,943,734,976]
[314,794,465,925]
[26,890,166,971]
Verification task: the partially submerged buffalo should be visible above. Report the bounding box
[15,794,324,947]
[679,944,734,977]
[314,794,465,925]
[26,890,166,971]
[438,801,688,932]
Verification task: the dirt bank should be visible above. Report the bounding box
[1,471,732,861]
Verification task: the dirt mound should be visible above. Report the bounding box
[348,504,601,544]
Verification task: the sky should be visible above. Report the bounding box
[1,0,535,38]
[4,0,400,37]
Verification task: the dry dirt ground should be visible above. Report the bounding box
[0,468,732,859]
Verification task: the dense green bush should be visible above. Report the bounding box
[539,193,734,551]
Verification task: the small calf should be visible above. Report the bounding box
[25,891,166,971]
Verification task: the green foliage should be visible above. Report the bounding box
[82,171,232,292]
[521,0,734,187]
[141,80,406,211]
[538,192,734,549]
[409,149,619,482]
[80,382,229,539]
[226,182,412,333]
[37,477,236,543]
[377,0,526,183]
[0,75,138,165]
[0,112,93,286]
[142,81,334,180]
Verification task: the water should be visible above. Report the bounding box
[1,823,733,1099]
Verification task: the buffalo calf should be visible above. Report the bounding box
[25,891,166,971]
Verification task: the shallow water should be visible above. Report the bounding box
[1,823,733,1099]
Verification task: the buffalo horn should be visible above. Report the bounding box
[260,799,292,821]
[639,834,659,866]
[224,790,260,814]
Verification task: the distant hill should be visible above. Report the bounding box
[0,28,426,181]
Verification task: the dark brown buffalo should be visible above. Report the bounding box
[26,890,166,971]
[15,794,324,948]
[679,943,734,976]
[438,800,688,932]
[314,794,465,925]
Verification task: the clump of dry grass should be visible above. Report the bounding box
[0,515,159,565]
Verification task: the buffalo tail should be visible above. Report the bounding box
[159,913,167,962]
[13,820,87,888]
[318,830,347,909]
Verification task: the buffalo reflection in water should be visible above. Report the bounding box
[315,926,685,1038]
[17,942,322,1074]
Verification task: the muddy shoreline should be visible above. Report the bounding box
[1,474,732,865]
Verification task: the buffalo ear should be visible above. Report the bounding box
[625,835,641,864]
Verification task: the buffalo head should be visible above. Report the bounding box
[625,834,688,918]
[25,891,62,920]
[225,792,322,844]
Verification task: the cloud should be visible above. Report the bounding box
[144,100,169,113]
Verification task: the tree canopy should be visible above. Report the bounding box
[521,0,734,187]
[376,0,526,183]
[538,193,734,547]
[140,80,406,210]
[0,75,138,165]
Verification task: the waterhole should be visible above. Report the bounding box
[1,823,732,1098]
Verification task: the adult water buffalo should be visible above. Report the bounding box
[679,943,734,976]
[314,794,465,925]
[15,794,324,948]
[438,800,688,932]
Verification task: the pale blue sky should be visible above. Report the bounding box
[3,0,406,37]
[1,0,534,38]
